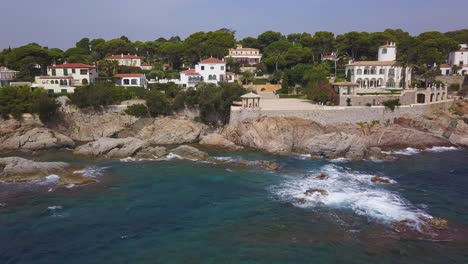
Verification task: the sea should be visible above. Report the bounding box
[0,147,467,263]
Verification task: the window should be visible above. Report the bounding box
[382,48,387,54]
[123,79,130,85]
[82,78,89,85]
[364,67,369,75]
[208,75,213,80]
[51,69,56,76]
[72,69,76,74]
[80,69,88,75]
[221,66,225,70]
[210,66,214,70]
[212,75,217,80]
[460,61,464,66]
[388,69,395,76]
[63,69,68,76]
[201,66,205,70]
[379,69,384,74]
[131,79,137,85]
[357,69,362,75]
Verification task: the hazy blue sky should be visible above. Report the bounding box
[2,0,466,49]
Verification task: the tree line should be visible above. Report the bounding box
[1,29,467,82]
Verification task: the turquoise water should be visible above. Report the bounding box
[1,149,468,263]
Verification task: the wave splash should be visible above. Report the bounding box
[271,164,430,225]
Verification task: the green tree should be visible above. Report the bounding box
[240,71,255,85]
[145,90,171,117]
[258,31,283,48]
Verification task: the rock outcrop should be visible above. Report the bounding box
[74,137,147,158]
[53,108,138,142]
[138,117,207,145]
[169,145,210,160]
[0,119,74,152]
[199,133,242,150]
[0,157,94,185]
[301,132,368,160]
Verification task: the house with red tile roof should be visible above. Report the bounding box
[106,54,153,70]
[178,57,235,87]
[32,63,98,93]
[115,73,146,87]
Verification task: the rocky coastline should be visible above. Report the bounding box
[0,100,467,181]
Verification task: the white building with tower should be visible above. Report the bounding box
[225,45,262,65]
[346,42,411,90]
[0,66,18,87]
[440,44,468,76]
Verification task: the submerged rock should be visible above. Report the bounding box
[316,173,329,180]
[257,160,280,171]
[371,176,391,184]
[393,217,454,241]
[134,146,168,159]
[304,188,328,196]
[170,145,210,160]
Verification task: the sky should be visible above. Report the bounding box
[1,0,467,50]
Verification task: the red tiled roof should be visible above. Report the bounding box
[115,74,143,78]
[349,61,399,66]
[181,69,200,75]
[200,57,225,64]
[107,54,140,59]
[440,64,451,68]
[48,63,96,69]
[38,76,74,79]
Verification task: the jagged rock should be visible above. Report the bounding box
[257,160,280,171]
[59,174,98,185]
[0,157,70,182]
[393,217,454,241]
[304,188,328,196]
[199,133,242,150]
[134,146,168,159]
[170,145,209,160]
[52,108,138,142]
[138,118,207,145]
[224,116,326,154]
[74,137,147,158]
[316,173,329,180]
[302,133,368,160]
[428,218,449,228]
[0,119,74,152]
[371,176,391,184]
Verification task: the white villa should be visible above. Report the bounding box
[0,66,18,87]
[225,44,262,65]
[177,58,235,87]
[32,63,98,93]
[115,73,146,88]
[440,44,468,76]
[346,42,412,90]
[106,54,153,70]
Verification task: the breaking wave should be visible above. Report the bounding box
[425,146,460,153]
[271,164,430,225]
[74,166,107,178]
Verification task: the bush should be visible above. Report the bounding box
[70,83,132,109]
[145,90,171,117]
[252,79,268,85]
[126,87,148,99]
[306,82,338,104]
[382,99,401,112]
[172,92,187,112]
[0,86,59,122]
[125,104,149,118]
[448,84,460,92]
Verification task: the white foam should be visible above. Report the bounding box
[120,157,136,162]
[165,153,184,160]
[294,154,312,160]
[37,175,60,185]
[391,147,421,156]
[65,184,76,189]
[330,158,350,163]
[47,205,62,210]
[74,166,107,178]
[271,164,429,225]
[425,146,459,153]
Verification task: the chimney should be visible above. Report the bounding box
[121,53,124,58]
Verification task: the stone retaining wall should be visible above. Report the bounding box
[230,100,453,125]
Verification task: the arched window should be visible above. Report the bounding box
[131,79,137,85]
[364,67,369,75]
[379,68,384,74]
[212,75,217,80]
[208,75,213,80]
[371,67,377,75]
[382,48,387,54]
[386,79,395,88]
[388,69,395,77]
[123,79,130,85]
[357,69,362,75]
[82,78,89,85]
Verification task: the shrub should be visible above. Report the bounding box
[126,87,148,99]
[145,90,171,117]
[382,99,401,112]
[306,82,338,104]
[125,104,149,118]
[70,83,132,109]
[172,92,187,111]
[448,84,460,92]
[31,89,60,122]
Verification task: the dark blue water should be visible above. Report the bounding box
[0,149,467,263]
